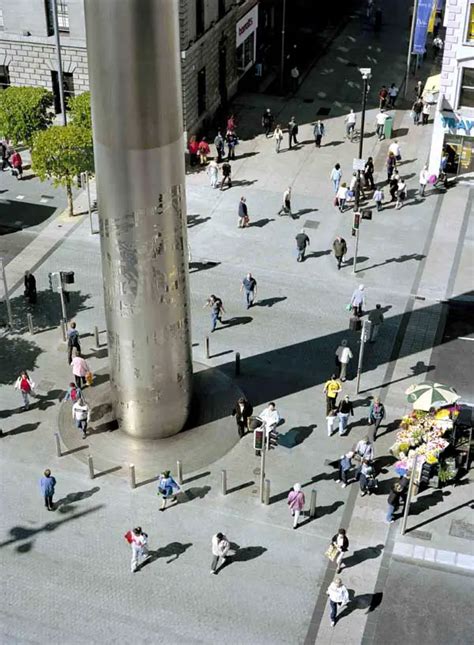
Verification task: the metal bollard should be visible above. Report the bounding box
[176,460,183,485]
[205,336,210,359]
[60,319,67,342]
[27,313,34,335]
[310,489,317,517]
[235,351,241,376]
[129,463,136,489]
[88,455,94,479]
[94,325,100,349]
[263,479,270,505]
[221,469,227,495]
[54,432,62,458]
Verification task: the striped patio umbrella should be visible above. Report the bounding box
[405,382,460,411]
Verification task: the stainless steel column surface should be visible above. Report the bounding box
[84,0,192,439]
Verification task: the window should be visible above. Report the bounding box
[51,70,74,113]
[236,34,255,71]
[197,67,206,116]
[468,4,474,42]
[0,65,10,90]
[459,68,474,108]
[0,8,4,30]
[218,0,226,20]
[196,0,204,37]
[56,1,69,33]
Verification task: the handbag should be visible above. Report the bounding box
[325,543,339,562]
[346,304,352,311]
[85,371,94,386]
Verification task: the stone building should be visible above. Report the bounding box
[429,0,474,177]
[0,0,259,136]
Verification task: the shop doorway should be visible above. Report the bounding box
[443,135,474,176]
[51,70,75,113]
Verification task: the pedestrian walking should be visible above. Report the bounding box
[273,124,283,152]
[288,116,299,148]
[344,109,356,141]
[395,179,406,210]
[324,375,342,414]
[386,480,405,522]
[332,236,347,270]
[350,284,365,317]
[226,130,238,159]
[214,130,225,162]
[388,140,402,162]
[198,137,210,165]
[387,83,399,108]
[207,159,219,188]
[15,370,35,410]
[368,397,385,440]
[359,459,376,496]
[389,171,399,202]
[287,483,305,529]
[157,470,180,511]
[332,529,349,573]
[220,160,232,190]
[386,151,397,180]
[378,85,388,110]
[67,321,81,365]
[24,270,37,305]
[337,395,354,436]
[414,81,423,100]
[226,114,236,133]
[71,349,90,388]
[238,196,249,228]
[295,229,310,262]
[313,120,325,147]
[327,409,338,437]
[0,140,10,170]
[278,186,292,217]
[335,340,353,382]
[40,469,56,511]
[336,183,348,212]
[330,163,342,193]
[336,452,353,487]
[204,295,225,333]
[211,532,230,574]
[354,436,374,479]
[290,66,300,92]
[327,578,349,627]
[241,272,257,308]
[125,527,150,573]
[232,396,253,438]
[349,172,364,201]
[364,157,375,190]
[262,108,274,137]
[373,186,384,211]
[368,303,384,341]
[64,381,82,403]
[422,101,431,125]
[411,98,423,125]
[10,149,23,179]
[419,165,429,196]
[72,397,90,439]
[432,35,443,59]
[188,135,199,166]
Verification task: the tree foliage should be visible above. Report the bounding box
[0,86,53,145]
[68,91,92,130]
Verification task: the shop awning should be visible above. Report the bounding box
[423,73,441,102]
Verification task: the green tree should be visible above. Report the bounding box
[68,91,92,130]
[0,86,53,145]
[31,125,94,217]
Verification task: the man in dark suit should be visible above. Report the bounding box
[232,397,253,438]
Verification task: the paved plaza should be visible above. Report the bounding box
[1,2,473,644]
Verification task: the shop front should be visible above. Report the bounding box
[440,113,474,177]
[236,4,259,76]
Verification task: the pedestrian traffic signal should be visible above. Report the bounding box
[48,272,53,291]
[268,429,279,450]
[254,428,264,451]
[362,209,372,220]
[353,212,361,229]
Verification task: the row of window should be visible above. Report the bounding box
[0,65,75,113]
[196,0,227,38]
[0,2,69,34]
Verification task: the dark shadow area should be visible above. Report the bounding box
[254,296,287,308]
[237,151,260,160]
[409,490,451,516]
[249,218,275,228]
[183,470,211,485]
[187,214,211,228]
[143,542,193,567]
[302,470,340,487]
[217,542,267,572]
[90,402,113,423]
[91,418,119,434]
[299,500,344,526]
[0,199,56,234]
[210,349,234,358]
[189,260,221,273]
[323,140,344,147]
[92,372,110,387]
[55,486,100,512]
[93,465,122,478]
[339,590,384,618]
[0,335,43,385]
[296,208,318,216]
[305,249,332,260]
[407,499,473,533]
[278,424,316,448]
[3,421,40,436]
[61,444,89,456]
[342,544,384,570]
[178,485,211,504]
[220,316,253,328]
[270,487,291,505]
[374,360,436,392]
[392,127,409,138]
[136,475,159,488]
[231,179,258,187]
[227,480,255,494]
[343,255,369,267]
[362,253,426,273]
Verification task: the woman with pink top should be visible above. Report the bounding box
[71,348,89,388]
[287,483,305,529]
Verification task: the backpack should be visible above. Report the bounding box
[70,386,79,403]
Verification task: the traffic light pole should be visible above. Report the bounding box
[260,439,266,504]
[356,320,368,394]
[0,257,13,329]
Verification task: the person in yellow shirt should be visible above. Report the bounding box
[324,375,342,414]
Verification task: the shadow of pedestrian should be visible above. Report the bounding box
[189,261,221,273]
[187,214,211,228]
[278,424,316,448]
[249,218,275,228]
[254,296,287,308]
[299,500,344,527]
[305,250,332,260]
[341,544,384,570]
[178,485,211,504]
[339,590,384,618]
[220,316,253,328]
[55,486,101,512]
[218,543,267,572]
[3,421,40,436]
[143,542,193,567]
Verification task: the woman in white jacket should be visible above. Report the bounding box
[327,577,349,626]
[211,532,230,575]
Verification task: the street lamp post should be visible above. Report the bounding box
[353,68,371,274]
[52,0,67,125]
[404,0,419,98]
[280,0,287,93]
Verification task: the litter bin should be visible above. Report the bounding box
[384,115,393,139]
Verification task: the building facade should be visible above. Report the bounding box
[0,0,259,136]
[429,0,474,177]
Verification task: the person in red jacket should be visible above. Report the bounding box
[198,137,210,165]
[11,150,23,179]
[188,135,199,166]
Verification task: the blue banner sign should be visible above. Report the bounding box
[413,0,434,54]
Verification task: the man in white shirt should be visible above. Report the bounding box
[335,339,353,382]
[259,402,281,440]
[375,110,388,140]
[387,83,399,108]
[72,397,91,439]
[344,109,356,140]
[388,139,401,160]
